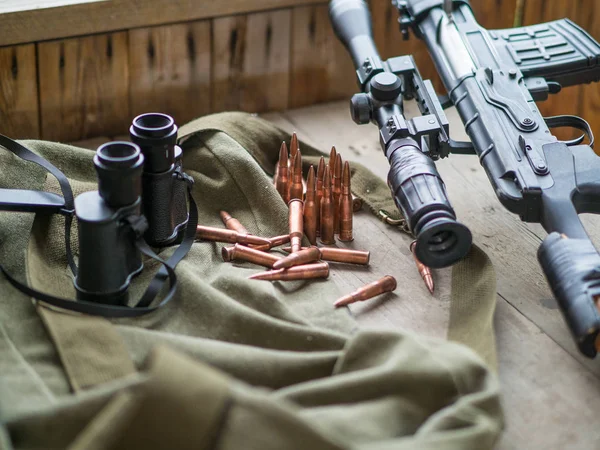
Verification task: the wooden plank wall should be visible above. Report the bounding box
[0,0,598,142]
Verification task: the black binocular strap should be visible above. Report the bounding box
[0,133,78,275]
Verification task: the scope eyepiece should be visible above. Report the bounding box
[94,141,144,208]
[130,113,178,173]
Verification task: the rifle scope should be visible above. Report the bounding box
[329,0,472,268]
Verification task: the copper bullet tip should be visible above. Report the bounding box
[290,132,299,160]
[278,142,288,167]
[329,146,337,176]
[334,275,397,307]
[219,210,249,235]
[249,262,329,281]
[342,161,350,191]
[289,149,303,200]
[317,157,325,180]
[410,241,434,295]
[272,246,321,270]
[320,166,335,245]
[276,142,290,203]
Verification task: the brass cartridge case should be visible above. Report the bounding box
[288,198,304,253]
[283,246,369,265]
[320,167,335,245]
[289,150,303,201]
[333,153,343,234]
[303,165,318,245]
[339,161,353,242]
[276,142,290,203]
[410,241,434,294]
[248,262,329,281]
[316,156,325,236]
[222,244,281,268]
[220,210,248,235]
[272,246,321,270]
[196,225,271,246]
[334,275,397,307]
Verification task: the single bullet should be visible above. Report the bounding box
[339,161,353,242]
[275,142,290,203]
[222,244,282,268]
[220,210,249,235]
[333,153,343,235]
[303,165,318,245]
[283,246,369,265]
[196,225,271,246]
[316,157,325,236]
[289,198,304,253]
[410,241,434,294]
[334,275,397,307]
[272,246,321,270]
[320,167,335,245]
[352,196,363,212]
[249,262,329,281]
[290,132,299,161]
[289,149,303,200]
[328,146,337,181]
[250,234,291,252]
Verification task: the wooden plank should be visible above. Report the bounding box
[129,20,211,126]
[0,0,328,47]
[263,100,600,450]
[38,32,130,142]
[212,10,291,113]
[0,44,40,139]
[289,4,356,108]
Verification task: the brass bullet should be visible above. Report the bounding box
[320,167,335,245]
[333,153,343,234]
[410,241,434,294]
[248,262,329,281]
[316,157,325,236]
[339,161,353,242]
[352,196,363,212]
[290,132,299,161]
[276,142,290,203]
[222,244,282,268]
[283,246,369,265]
[250,234,292,252]
[303,165,318,245]
[272,246,321,270]
[289,198,304,253]
[289,149,303,201]
[334,275,397,307]
[220,210,249,235]
[328,146,337,180]
[196,225,271,246]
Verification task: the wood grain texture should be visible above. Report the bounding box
[289,4,356,108]
[212,10,291,113]
[0,0,328,47]
[263,100,600,449]
[0,44,40,138]
[129,21,211,125]
[38,32,130,141]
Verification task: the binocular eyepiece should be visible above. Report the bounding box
[130,113,177,173]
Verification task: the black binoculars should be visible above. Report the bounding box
[74,113,191,306]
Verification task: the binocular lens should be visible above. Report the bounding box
[130,113,178,173]
[132,113,175,138]
[94,141,144,208]
[97,142,142,168]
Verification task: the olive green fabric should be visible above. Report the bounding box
[0,112,503,449]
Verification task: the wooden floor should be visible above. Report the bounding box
[73,100,600,449]
[263,102,600,450]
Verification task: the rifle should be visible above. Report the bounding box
[329,0,600,358]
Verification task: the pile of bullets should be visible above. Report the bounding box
[273,133,354,245]
[194,132,434,307]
